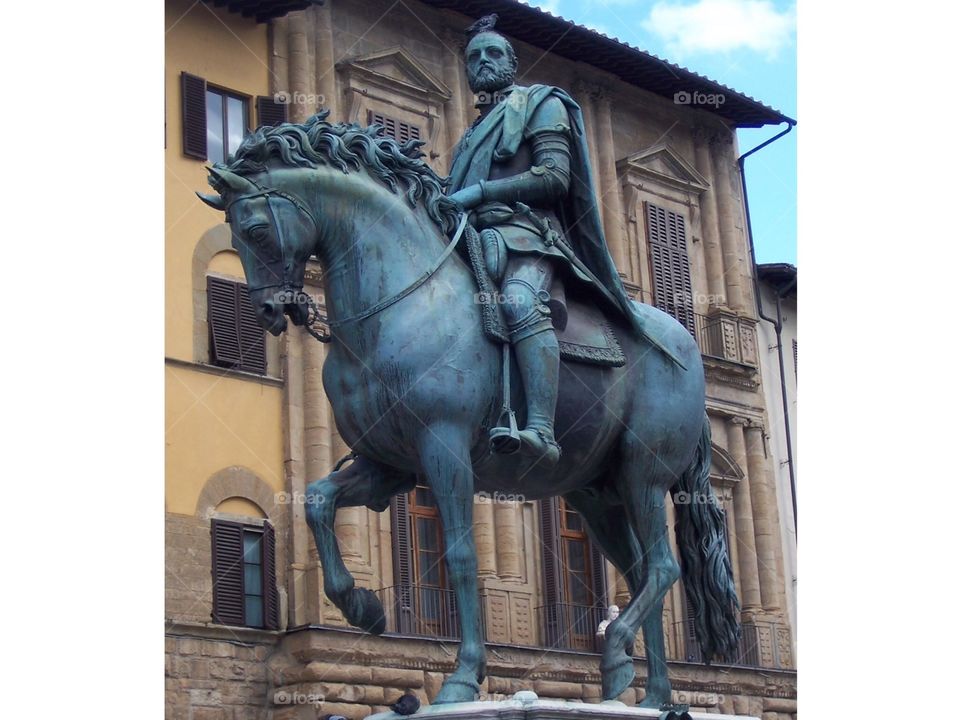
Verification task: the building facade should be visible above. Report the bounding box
[756,264,798,647]
[164,1,798,718]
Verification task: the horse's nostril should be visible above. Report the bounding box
[261,302,275,317]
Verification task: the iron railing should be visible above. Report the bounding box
[691,312,759,367]
[535,602,606,653]
[372,587,793,670]
[667,620,794,669]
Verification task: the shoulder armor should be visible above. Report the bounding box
[526,95,571,137]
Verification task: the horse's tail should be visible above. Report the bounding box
[670,413,741,662]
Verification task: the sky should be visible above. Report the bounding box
[521,0,797,265]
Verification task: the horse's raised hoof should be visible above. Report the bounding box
[343,587,386,635]
[433,675,480,705]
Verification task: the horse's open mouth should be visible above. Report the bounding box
[285,299,310,327]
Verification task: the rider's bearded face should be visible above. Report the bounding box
[465,33,517,94]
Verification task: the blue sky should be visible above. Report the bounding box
[522,0,797,265]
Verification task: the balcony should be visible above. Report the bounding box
[667,620,794,670]
[692,312,759,367]
[374,585,792,670]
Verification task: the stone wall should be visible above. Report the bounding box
[166,624,280,720]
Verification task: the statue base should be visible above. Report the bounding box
[368,691,758,720]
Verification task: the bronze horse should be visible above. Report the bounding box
[198,112,739,708]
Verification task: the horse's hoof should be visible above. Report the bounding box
[600,656,635,701]
[345,587,386,635]
[433,676,480,704]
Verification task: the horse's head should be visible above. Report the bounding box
[198,166,317,336]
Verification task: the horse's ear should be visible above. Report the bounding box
[196,191,225,211]
[207,166,258,196]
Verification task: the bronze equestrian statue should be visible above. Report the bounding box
[197,15,739,711]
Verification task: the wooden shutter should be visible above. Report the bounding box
[256,95,288,128]
[368,109,421,144]
[646,202,695,335]
[181,72,207,159]
[211,519,245,626]
[589,543,607,609]
[262,521,280,630]
[207,276,267,375]
[390,493,415,633]
[538,498,564,646]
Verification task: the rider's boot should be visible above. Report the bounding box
[513,328,561,465]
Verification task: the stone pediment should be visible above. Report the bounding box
[618,143,710,195]
[338,47,451,104]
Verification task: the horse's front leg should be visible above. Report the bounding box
[418,423,485,704]
[305,454,413,634]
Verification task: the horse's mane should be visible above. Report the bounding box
[218,110,460,235]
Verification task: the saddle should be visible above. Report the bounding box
[463,221,625,367]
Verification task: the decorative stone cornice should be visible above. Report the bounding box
[618,142,710,197]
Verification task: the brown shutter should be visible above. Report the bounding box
[390,493,414,633]
[256,95,288,128]
[237,284,267,374]
[207,276,267,375]
[211,519,245,626]
[538,498,564,646]
[368,109,420,144]
[262,521,280,630]
[181,72,207,160]
[646,202,695,335]
[589,542,607,608]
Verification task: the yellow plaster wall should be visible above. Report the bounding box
[166,364,283,515]
[165,1,282,517]
[165,0,270,361]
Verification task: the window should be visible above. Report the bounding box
[205,87,248,165]
[538,497,607,651]
[645,202,695,335]
[210,519,279,629]
[367,109,422,144]
[390,483,457,638]
[206,276,267,375]
[180,72,287,161]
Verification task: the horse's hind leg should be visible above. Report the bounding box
[563,488,672,705]
[598,470,679,706]
[305,454,413,634]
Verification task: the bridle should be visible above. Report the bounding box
[226,181,332,342]
[226,179,468,344]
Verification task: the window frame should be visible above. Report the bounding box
[210,517,279,630]
[204,83,251,165]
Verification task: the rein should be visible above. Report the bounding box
[228,180,468,344]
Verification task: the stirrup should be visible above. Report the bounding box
[489,409,521,454]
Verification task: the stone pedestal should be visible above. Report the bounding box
[368,691,759,720]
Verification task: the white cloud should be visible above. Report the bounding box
[642,0,795,58]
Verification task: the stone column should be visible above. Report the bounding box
[591,86,630,277]
[711,132,745,312]
[474,498,498,578]
[313,0,338,118]
[572,79,604,214]
[302,324,332,483]
[745,424,787,616]
[440,27,468,170]
[693,128,726,308]
[494,501,522,582]
[721,486,742,603]
[727,416,762,614]
[287,11,310,124]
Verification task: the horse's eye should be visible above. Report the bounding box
[248,225,269,242]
